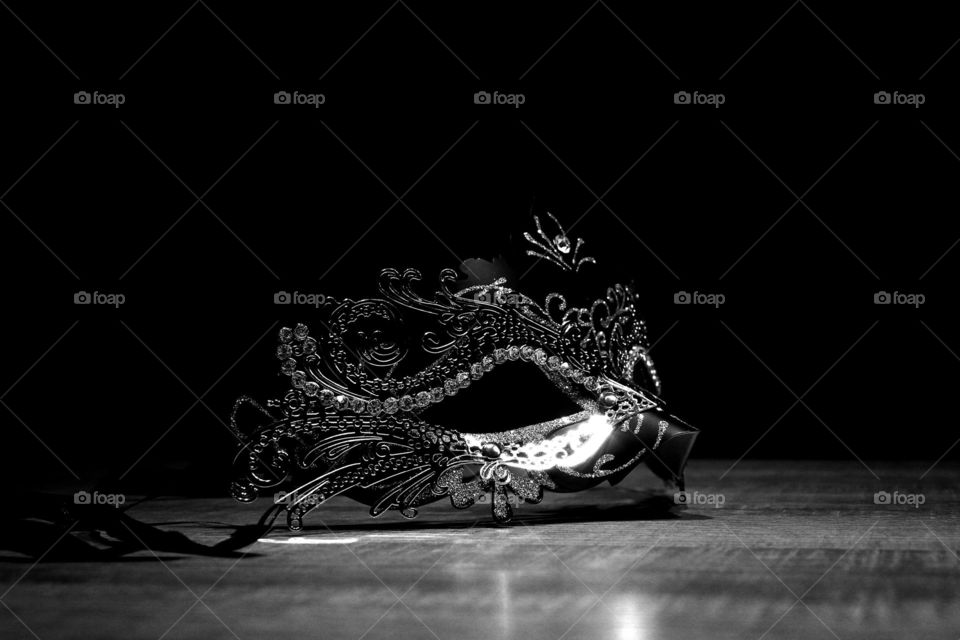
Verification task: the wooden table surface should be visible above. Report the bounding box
[2,460,958,640]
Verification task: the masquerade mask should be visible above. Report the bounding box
[229,213,698,528]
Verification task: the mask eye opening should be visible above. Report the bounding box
[417,360,585,433]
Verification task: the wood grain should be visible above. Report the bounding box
[2,460,958,639]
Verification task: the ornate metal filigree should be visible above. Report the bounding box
[523,212,596,272]
[230,218,697,528]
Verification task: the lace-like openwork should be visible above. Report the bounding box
[229,217,697,528]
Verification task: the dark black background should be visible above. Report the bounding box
[2,2,958,495]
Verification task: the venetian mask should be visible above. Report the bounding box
[229,213,698,528]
